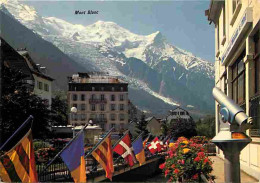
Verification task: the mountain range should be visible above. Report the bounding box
[0,0,215,117]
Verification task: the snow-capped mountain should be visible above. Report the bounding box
[1,0,215,115]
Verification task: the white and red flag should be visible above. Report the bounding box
[147,137,162,154]
[113,133,137,166]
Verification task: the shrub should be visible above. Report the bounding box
[35,147,57,164]
[159,137,214,182]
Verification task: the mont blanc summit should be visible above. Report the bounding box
[1,0,215,114]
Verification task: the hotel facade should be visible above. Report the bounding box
[206,0,260,179]
[67,73,129,134]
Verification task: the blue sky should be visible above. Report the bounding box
[24,0,215,62]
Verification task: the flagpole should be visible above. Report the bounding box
[0,115,33,151]
[85,127,114,158]
[112,129,129,149]
[43,122,89,171]
[131,132,144,144]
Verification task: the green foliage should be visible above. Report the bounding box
[168,118,197,139]
[196,115,215,138]
[135,112,149,138]
[50,91,68,126]
[2,65,51,142]
[33,140,51,151]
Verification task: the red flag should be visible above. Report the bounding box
[113,133,136,167]
[147,137,162,154]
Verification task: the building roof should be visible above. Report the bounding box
[68,72,127,84]
[205,0,224,24]
[17,50,54,81]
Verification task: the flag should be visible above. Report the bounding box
[91,134,114,181]
[132,136,146,165]
[0,129,38,182]
[113,133,136,167]
[142,135,150,148]
[147,137,162,154]
[60,132,86,183]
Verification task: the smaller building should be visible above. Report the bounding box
[17,50,54,107]
[166,107,193,121]
[51,125,102,145]
[146,117,162,136]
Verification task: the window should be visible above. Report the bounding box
[72,104,77,108]
[111,104,116,111]
[110,114,116,121]
[249,30,260,136]
[100,124,105,130]
[120,87,124,91]
[119,104,124,111]
[120,123,124,130]
[73,94,77,101]
[111,95,115,101]
[112,87,115,91]
[119,114,125,121]
[100,114,105,119]
[222,4,226,42]
[100,104,105,111]
[81,94,85,101]
[90,113,96,120]
[224,73,227,95]
[172,112,177,115]
[101,94,105,101]
[81,104,85,111]
[111,123,116,128]
[91,104,96,111]
[119,94,124,101]
[101,87,104,91]
[38,81,43,90]
[232,50,245,104]
[232,0,239,13]
[92,87,95,91]
[254,31,260,94]
[91,94,95,100]
[44,84,49,92]
[81,114,86,121]
[73,114,78,121]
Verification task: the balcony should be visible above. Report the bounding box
[89,99,107,104]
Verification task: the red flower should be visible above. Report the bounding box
[194,156,201,162]
[174,169,180,174]
[159,162,165,169]
[171,164,175,168]
[192,173,199,180]
[197,152,205,158]
[178,159,185,164]
[204,157,210,164]
[165,169,170,177]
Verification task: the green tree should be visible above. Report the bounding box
[168,118,197,139]
[196,115,215,138]
[135,112,149,138]
[2,65,51,144]
[50,91,68,126]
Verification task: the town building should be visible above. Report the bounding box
[17,50,54,107]
[1,38,34,91]
[146,117,162,136]
[166,107,193,121]
[206,0,260,179]
[67,72,129,134]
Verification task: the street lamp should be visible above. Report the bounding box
[71,107,77,137]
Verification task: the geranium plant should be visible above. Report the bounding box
[159,137,214,182]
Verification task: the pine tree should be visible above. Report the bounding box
[135,112,149,138]
[2,65,51,144]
